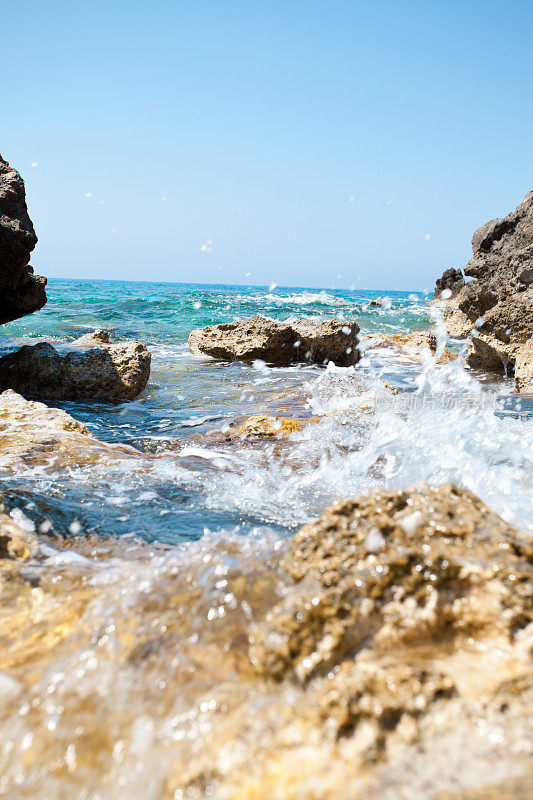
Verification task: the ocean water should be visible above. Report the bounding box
[1,278,533,799]
[1,278,532,543]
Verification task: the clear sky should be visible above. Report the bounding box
[2,0,532,291]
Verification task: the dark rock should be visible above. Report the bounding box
[0,155,47,324]
[433,267,465,300]
[188,315,361,367]
[0,332,151,401]
[436,192,533,383]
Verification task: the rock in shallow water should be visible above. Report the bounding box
[0,481,530,799]
[435,192,533,388]
[0,155,47,324]
[0,331,151,401]
[188,314,361,366]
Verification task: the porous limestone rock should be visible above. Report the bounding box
[251,483,532,683]
[0,482,530,799]
[435,192,533,377]
[0,155,47,324]
[0,389,143,469]
[514,338,533,393]
[433,267,465,300]
[465,289,533,372]
[0,331,151,401]
[188,315,360,367]
[361,331,458,364]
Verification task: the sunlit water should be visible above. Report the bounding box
[1,279,532,542]
[1,279,532,798]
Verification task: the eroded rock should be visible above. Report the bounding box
[0,389,143,469]
[251,483,532,683]
[436,192,533,379]
[362,331,458,364]
[188,315,360,367]
[433,267,465,300]
[0,482,530,798]
[0,155,47,324]
[0,331,151,401]
[514,338,533,393]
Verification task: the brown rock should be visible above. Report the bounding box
[0,481,531,798]
[362,331,458,364]
[0,503,37,560]
[0,155,47,324]
[0,389,143,469]
[251,483,532,682]
[0,332,151,401]
[436,192,533,379]
[235,414,315,438]
[514,338,533,393]
[465,289,533,372]
[188,315,360,367]
[433,267,465,300]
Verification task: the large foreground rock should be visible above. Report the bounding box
[434,192,533,390]
[0,482,530,798]
[0,155,47,324]
[0,330,151,401]
[188,315,360,366]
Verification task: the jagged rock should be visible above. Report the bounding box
[0,331,151,401]
[436,192,533,378]
[368,297,383,307]
[514,338,533,393]
[433,267,465,300]
[466,192,533,297]
[250,483,532,683]
[0,155,47,324]
[465,289,533,372]
[442,307,474,339]
[188,315,360,367]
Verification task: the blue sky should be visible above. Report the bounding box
[2,0,532,290]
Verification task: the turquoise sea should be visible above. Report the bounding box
[1,278,532,543]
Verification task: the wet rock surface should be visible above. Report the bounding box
[362,331,458,364]
[0,389,144,469]
[0,330,151,401]
[188,314,361,366]
[436,192,533,386]
[0,155,47,324]
[0,482,530,799]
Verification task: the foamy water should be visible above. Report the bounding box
[1,279,532,799]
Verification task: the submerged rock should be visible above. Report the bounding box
[362,331,458,364]
[0,389,144,469]
[0,155,47,324]
[436,192,533,387]
[0,331,151,401]
[188,315,361,367]
[235,414,316,438]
